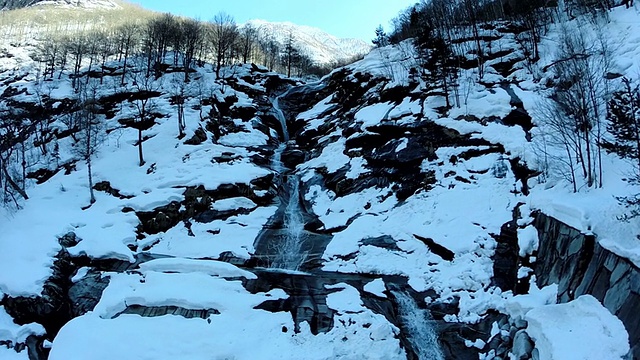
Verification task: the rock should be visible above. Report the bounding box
[281,148,306,169]
[512,330,534,360]
[58,232,80,248]
[184,127,208,145]
[360,235,401,251]
[68,271,110,317]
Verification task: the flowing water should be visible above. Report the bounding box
[392,291,445,360]
[270,175,308,271]
[273,95,289,142]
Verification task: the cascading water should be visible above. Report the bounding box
[392,291,445,360]
[267,91,308,271]
[272,95,289,142]
[270,175,308,270]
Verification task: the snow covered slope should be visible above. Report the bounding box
[0,3,639,360]
[247,19,372,65]
[0,0,120,10]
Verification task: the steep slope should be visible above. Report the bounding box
[247,19,372,65]
[0,4,639,360]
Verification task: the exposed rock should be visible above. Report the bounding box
[413,235,455,261]
[534,213,640,359]
[93,181,134,199]
[511,329,534,359]
[360,235,402,252]
[184,127,208,145]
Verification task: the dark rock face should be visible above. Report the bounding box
[491,206,522,293]
[534,213,640,359]
[2,235,110,341]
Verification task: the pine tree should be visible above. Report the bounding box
[415,23,458,108]
[604,77,640,176]
[372,25,388,48]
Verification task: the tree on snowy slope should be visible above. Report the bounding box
[0,106,30,204]
[372,25,388,48]
[281,31,301,78]
[128,60,162,167]
[415,20,458,109]
[73,80,104,205]
[543,21,609,189]
[603,77,640,177]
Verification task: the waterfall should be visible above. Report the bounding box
[271,175,308,270]
[273,96,289,142]
[392,291,445,360]
[272,143,286,175]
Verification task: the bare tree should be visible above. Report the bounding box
[128,59,162,166]
[170,74,188,138]
[209,12,238,78]
[181,18,204,82]
[74,80,104,204]
[116,22,140,85]
[239,23,258,64]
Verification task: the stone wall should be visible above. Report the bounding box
[533,213,640,359]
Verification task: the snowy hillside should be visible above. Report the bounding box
[247,19,372,65]
[0,0,120,10]
[0,2,639,360]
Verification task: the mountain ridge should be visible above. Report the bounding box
[246,19,372,65]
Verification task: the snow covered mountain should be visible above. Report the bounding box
[0,0,120,10]
[247,19,372,65]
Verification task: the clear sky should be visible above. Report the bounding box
[126,0,418,41]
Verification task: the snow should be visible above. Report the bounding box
[0,306,46,345]
[1,5,640,360]
[363,278,387,298]
[245,20,371,65]
[50,272,405,360]
[525,295,630,360]
[0,348,29,360]
[137,258,257,279]
[0,61,277,297]
[517,225,539,257]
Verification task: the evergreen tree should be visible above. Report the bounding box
[415,23,458,108]
[604,77,640,176]
[372,25,388,48]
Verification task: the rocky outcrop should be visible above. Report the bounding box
[533,213,640,359]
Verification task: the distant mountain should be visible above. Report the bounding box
[0,0,120,10]
[247,19,372,65]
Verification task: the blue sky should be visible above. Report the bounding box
[127,0,418,41]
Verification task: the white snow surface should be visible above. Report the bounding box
[525,295,630,360]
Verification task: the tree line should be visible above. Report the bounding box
[0,10,342,209]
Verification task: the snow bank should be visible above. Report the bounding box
[525,295,630,360]
[0,306,46,344]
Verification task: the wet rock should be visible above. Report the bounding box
[281,148,306,169]
[68,271,110,317]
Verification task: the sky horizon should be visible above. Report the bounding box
[127,0,418,42]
